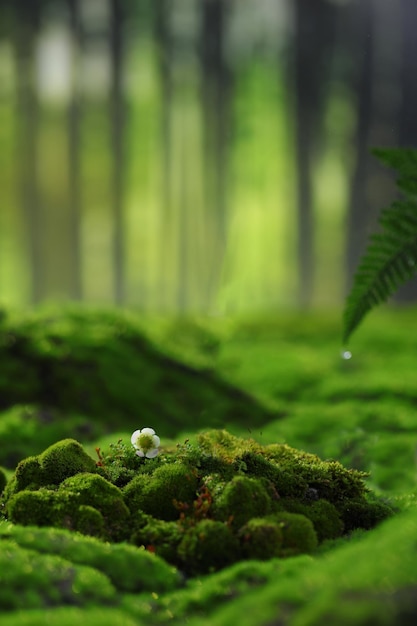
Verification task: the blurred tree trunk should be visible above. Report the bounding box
[394,0,417,302]
[344,0,374,290]
[199,0,231,307]
[154,0,174,311]
[345,0,401,295]
[292,0,337,307]
[67,0,83,300]
[109,0,126,304]
[13,0,42,304]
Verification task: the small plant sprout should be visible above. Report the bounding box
[131,428,160,459]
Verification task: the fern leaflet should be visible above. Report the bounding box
[343,148,417,343]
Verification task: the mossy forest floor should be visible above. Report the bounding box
[1,305,417,625]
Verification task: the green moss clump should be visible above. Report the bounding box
[1,430,393,577]
[0,524,182,594]
[39,439,97,485]
[6,439,97,500]
[13,456,43,492]
[131,518,184,564]
[0,539,116,610]
[6,489,81,530]
[59,473,130,541]
[212,475,271,529]
[238,517,283,560]
[178,520,240,575]
[338,498,394,533]
[278,498,344,542]
[124,463,198,521]
[73,505,106,538]
[271,511,318,557]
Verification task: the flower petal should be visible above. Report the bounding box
[145,448,159,459]
[151,435,161,448]
[141,427,155,436]
[131,430,142,447]
[135,449,145,457]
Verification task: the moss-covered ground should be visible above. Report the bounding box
[1,305,417,624]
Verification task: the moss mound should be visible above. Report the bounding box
[0,308,275,460]
[1,430,393,576]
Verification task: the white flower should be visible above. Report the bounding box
[131,428,160,459]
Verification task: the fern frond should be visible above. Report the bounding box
[371,148,417,199]
[343,198,417,343]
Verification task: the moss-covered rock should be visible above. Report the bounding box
[6,439,97,499]
[6,489,81,529]
[1,431,393,576]
[123,463,198,521]
[131,518,184,565]
[178,519,240,575]
[238,517,283,560]
[211,475,271,529]
[60,473,130,540]
[271,511,318,557]
[0,308,275,452]
[278,498,344,542]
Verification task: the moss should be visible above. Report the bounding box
[39,439,97,485]
[338,498,394,533]
[124,463,198,521]
[238,517,283,560]
[2,430,391,577]
[131,518,184,565]
[0,539,116,611]
[59,473,130,541]
[178,520,240,575]
[0,307,275,442]
[0,524,182,594]
[279,498,344,542]
[13,456,44,492]
[6,439,98,500]
[212,475,271,529]
[73,505,106,538]
[6,489,80,529]
[270,511,318,557]
[0,466,7,494]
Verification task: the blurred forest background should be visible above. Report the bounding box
[0,0,416,314]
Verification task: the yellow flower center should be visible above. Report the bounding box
[138,433,154,453]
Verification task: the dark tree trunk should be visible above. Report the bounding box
[344,0,375,290]
[109,0,126,304]
[345,0,401,294]
[394,0,417,302]
[292,0,337,307]
[67,0,83,300]
[13,0,42,304]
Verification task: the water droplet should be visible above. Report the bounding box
[341,350,352,360]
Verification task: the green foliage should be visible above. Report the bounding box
[343,148,417,343]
